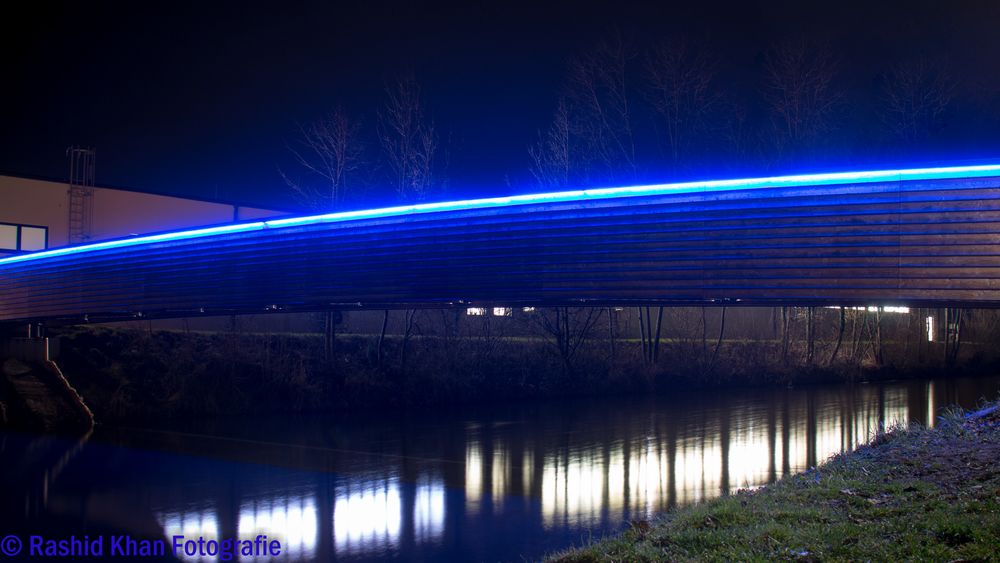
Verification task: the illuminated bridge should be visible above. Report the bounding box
[5,164,1000,325]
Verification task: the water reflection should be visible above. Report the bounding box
[239,494,318,560]
[334,479,401,556]
[2,376,997,562]
[413,477,445,543]
[159,510,219,562]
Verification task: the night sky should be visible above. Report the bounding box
[3,1,1000,210]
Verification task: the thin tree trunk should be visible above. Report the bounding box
[607,307,616,360]
[781,306,790,363]
[400,309,416,372]
[377,309,389,366]
[652,306,664,363]
[701,307,709,361]
[901,306,913,369]
[828,307,846,366]
[954,308,964,364]
[874,309,883,366]
[946,308,964,367]
[806,307,815,365]
[917,308,926,364]
[849,309,861,363]
[637,307,647,361]
[644,306,654,362]
[324,311,337,362]
[709,306,727,371]
[560,308,572,372]
[943,307,949,366]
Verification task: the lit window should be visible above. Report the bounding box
[0,223,47,252]
[20,227,47,251]
[466,308,487,316]
[522,307,536,313]
[926,316,935,342]
[493,307,512,317]
[0,225,16,250]
[826,305,910,314]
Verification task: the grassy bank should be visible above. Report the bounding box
[550,402,1000,562]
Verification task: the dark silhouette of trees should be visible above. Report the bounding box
[879,59,954,144]
[564,33,638,184]
[378,74,438,202]
[377,74,440,369]
[282,107,364,211]
[281,107,365,361]
[642,39,720,169]
[279,32,1000,380]
[528,98,572,189]
[533,307,603,373]
[762,40,841,160]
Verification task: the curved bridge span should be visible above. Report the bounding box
[5,165,1000,324]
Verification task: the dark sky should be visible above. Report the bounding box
[3,1,1000,210]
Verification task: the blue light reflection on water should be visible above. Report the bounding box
[2,374,998,562]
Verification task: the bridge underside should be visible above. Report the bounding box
[5,172,1000,325]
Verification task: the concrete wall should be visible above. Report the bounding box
[0,175,286,254]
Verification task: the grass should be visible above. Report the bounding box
[549,401,1000,562]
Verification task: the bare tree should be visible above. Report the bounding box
[879,59,954,143]
[376,74,439,368]
[828,306,847,366]
[637,305,665,364]
[528,97,572,189]
[281,107,365,364]
[944,307,963,367]
[282,107,364,210]
[643,39,719,167]
[706,306,727,374]
[533,307,603,373]
[378,74,438,201]
[762,40,841,157]
[565,33,638,183]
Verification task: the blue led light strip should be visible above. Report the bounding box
[3,163,1000,266]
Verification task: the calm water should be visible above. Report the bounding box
[2,375,999,562]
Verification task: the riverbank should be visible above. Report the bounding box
[550,401,1000,562]
[29,324,1000,423]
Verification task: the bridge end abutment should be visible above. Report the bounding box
[1,334,93,434]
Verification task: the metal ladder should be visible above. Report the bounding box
[67,147,96,244]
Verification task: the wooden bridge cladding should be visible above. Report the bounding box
[4,173,1000,324]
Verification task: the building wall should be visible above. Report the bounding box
[0,174,286,254]
[0,176,70,249]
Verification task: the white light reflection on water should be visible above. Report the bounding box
[238,494,318,561]
[492,447,510,511]
[148,385,936,561]
[465,441,483,515]
[414,477,446,543]
[157,509,219,562]
[541,447,604,528]
[728,416,772,492]
[530,388,913,529]
[333,479,401,556]
[677,435,723,506]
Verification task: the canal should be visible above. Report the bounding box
[2,374,999,561]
